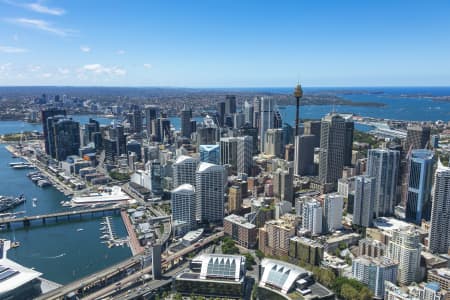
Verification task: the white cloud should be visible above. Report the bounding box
[80,64,126,76]
[143,63,152,69]
[57,67,70,75]
[25,2,66,16]
[116,49,125,55]
[0,63,12,73]
[28,64,41,72]
[41,73,52,78]
[80,46,91,53]
[6,18,75,37]
[0,45,27,53]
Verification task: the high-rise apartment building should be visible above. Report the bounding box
[273,168,293,203]
[259,97,276,152]
[144,105,159,136]
[406,149,435,224]
[323,193,343,233]
[171,184,196,236]
[180,106,193,138]
[41,108,66,155]
[52,118,81,161]
[302,199,323,235]
[428,162,450,254]
[387,228,421,285]
[236,136,253,175]
[353,175,376,228]
[367,149,400,217]
[196,162,225,223]
[244,100,254,125]
[173,155,199,188]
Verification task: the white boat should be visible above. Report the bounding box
[76,228,84,232]
[100,226,107,230]
[100,234,110,239]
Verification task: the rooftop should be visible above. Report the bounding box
[260,258,310,294]
[192,254,245,282]
[174,155,197,164]
[172,183,195,193]
[224,214,255,229]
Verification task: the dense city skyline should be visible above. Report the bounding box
[1,0,450,87]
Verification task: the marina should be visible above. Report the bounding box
[0,195,26,213]
[100,216,129,249]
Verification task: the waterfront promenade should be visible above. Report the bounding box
[121,210,144,255]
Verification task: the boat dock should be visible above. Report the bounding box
[101,216,128,248]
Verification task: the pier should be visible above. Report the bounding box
[0,206,121,228]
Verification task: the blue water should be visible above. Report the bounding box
[0,146,131,284]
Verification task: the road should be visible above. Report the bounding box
[81,231,224,300]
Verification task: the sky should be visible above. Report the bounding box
[0,0,450,87]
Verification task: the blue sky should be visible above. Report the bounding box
[0,0,449,87]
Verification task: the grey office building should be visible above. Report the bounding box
[353,175,376,227]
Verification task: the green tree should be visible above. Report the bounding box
[341,283,359,300]
[255,249,265,260]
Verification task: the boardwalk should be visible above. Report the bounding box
[121,210,144,255]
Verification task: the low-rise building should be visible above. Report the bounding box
[258,214,298,257]
[428,268,450,291]
[288,236,324,266]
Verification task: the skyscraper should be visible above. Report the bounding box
[387,228,421,285]
[171,184,196,236]
[52,118,81,161]
[273,168,294,203]
[353,175,376,228]
[216,101,226,127]
[428,162,450,254]
[41,108,66,155]
[304,121,321,148]
[259,97,276,152]
[406,149,435,224]
[302,199,323,236]
[180,106,193,138]
[148,159,163,196]
[225,95,237,115]
[173,155,199,188]
[145,105,159,136]
[196,115,219,147]
[199,144,220,165]
[294,134,316,176]
[244,100,254,125]
[129,105,143,134]
[252,96,261,131]
[220,137,238,171]
[264,128,284,157]
[367,149,400,217]
[318,113,348,187]
[236,136,253,176]
[196,162,225,223]
[323,193,343,233]
[405,126,431,151]
[344,121,354,166]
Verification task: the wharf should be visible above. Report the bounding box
[121,210,144,255]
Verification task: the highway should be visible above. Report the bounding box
[81,231,224,300]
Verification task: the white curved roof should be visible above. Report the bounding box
[194,254,245,282]
[260,258,309,294]
[172,183,195,193]
[175,155,197,164]
[197,162,222,173]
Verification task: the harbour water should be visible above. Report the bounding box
[0,146,131,284]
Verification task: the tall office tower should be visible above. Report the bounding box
[129,105,143,134]
[144,105,159,133]
[180,106,193,138]
[352,256,398,299]
[233,113,245,129]
[41,108,66,155]
[46,115,66,158]
[282,123,294,146]
[220,137,238,171]
[406,149,435,224]
[273,168,294,203]
[244,100,254,125]
[196,115,219,147]
[109,124,127,156]
[237,124,258,155]
[196,162,225,223]
[428,162,450,254]
[173,155,199,188]
[367,149,400,217]
[353,175,376,228]
[85,118,100,143]
[323,193,343,233]
[405,126,431,151]
[148,159,163,196]
[294,134,316,176]
[252,96,261,130]
[216,101,226,127]
[387,228,421,285]
[199,144,220,165]
[171,184,196,236]
[53,118,81,161]
[318,113,347,187]
[264,128,284,157]
[225,95,237,116]
[152,243,162,280]
[344,121,354,166]
[237,136,253,175]
[304,121,321,148]
[302,199,323,236]
[104,138,117,163]
[126,140,142,162]
[160,118,171,143]
[259,97,276,152]
[273,111,283,129]
[151,118,162,142]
